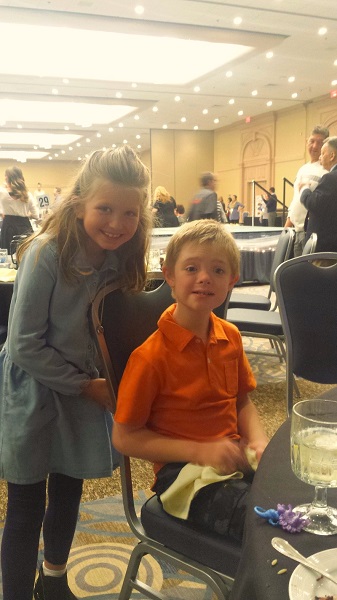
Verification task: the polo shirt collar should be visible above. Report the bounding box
[158,304,229,351]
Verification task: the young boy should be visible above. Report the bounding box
[113,220,269,541]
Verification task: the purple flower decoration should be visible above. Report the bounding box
[277,504,310,533]
[254,504,310,533]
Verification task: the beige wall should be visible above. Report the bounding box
[150,129,214,205]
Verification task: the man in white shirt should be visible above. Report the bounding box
[285,125,329,256]
[33,182,45,200]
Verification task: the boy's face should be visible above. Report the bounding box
[164,241,238,316]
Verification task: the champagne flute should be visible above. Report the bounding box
[291,398,337,535]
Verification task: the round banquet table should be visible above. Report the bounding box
[230,418,337,600]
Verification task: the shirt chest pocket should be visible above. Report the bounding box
[223,358,239,397]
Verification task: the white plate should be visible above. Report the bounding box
[289,548,337,600]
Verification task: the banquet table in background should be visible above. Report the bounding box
[230,418,337,600]
[151,226,282,285]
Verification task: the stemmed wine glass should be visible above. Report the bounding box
[291,398,337,535]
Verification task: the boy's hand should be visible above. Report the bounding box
[196,438,250,475]
[81,378,114,411]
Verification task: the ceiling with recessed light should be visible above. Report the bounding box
[0,0,336,162]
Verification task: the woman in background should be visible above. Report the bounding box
[152,186,179,227]
[0,167,39,252]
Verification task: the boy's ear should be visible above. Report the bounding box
[229,274,239,290]
[162,265,175,288]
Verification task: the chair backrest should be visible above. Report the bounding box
[274,252,337,383]
[302,232,317,255]
[92,279,231,406]
[269,227,295,292]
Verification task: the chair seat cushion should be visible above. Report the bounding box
[226,308,283,335]
[141,494,241,578]
[229,292,271,311]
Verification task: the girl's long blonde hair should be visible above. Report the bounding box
[17,146,152,292]
[5,166,29,203]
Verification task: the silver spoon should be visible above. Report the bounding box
[271,537,337,586]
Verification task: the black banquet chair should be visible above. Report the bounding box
[225,228,295,362]
[228,228,295,312]
[274,252,337,416]
[91,280,241,600]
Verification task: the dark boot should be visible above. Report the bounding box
[33,565,78,600]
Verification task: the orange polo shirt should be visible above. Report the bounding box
[115,304,256,473]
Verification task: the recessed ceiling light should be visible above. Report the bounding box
[292,93,298,99]
[163,124,168,129]
[202,109,208,114]
[86,138,90,142]
[214,118,219,124]
[229,99,235,105]
[331,79,337,85]
[226,71,233,78]
[334,59,337,66]
[233,17,242,25]
[181,117,186,122]
[134,115,140,120]
[62,78,69,84]
[76,142,81,147]
[69,146,73,151]
[266,51,273,59]
[123,139,128,144]
[267,100,273,107]
[118,122,124,127]
[318,27,327,36]
[252,90,258,96]
[238,110,243,116]
[96,132,101,137]
[193,86,200,92]
[288,76,295,83]
[137,144,142,149]
[136,134,141,139]
[0,23,253,86]
[116,92,122,98]
[135,5,145,15]
[52,88,58,95]
[152,106,159,112]
[193,126,199,130]
[17,124,23,129]
[175,96,181,102]
[108,127,114,132]
[131,82,137,88]
[64,126,69,130]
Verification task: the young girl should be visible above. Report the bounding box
[0,146,152,600]
[0,166,40,252]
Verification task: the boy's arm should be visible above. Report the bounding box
[236,393,269,462]
[113,421,249,475]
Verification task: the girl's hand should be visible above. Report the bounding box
[81,378,114,411]
[196,438,250,475]
[246,437,269,463]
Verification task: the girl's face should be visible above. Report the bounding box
[78,180,141,259]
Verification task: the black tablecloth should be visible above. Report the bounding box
[230,419,337,600]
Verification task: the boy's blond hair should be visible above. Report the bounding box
[164,220,240,277]
[17,146,152,291]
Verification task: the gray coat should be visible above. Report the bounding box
[0,238,119,484]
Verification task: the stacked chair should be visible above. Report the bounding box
[91,280,241,600]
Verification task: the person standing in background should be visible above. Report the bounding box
[187,172,226,223]
[263,187,278,226]
[229,195,244,224]
[152,186,179,227]
[285,125,329,256]
[299,136,337,252]
[0,167,39,253]
[34,182,46,201]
